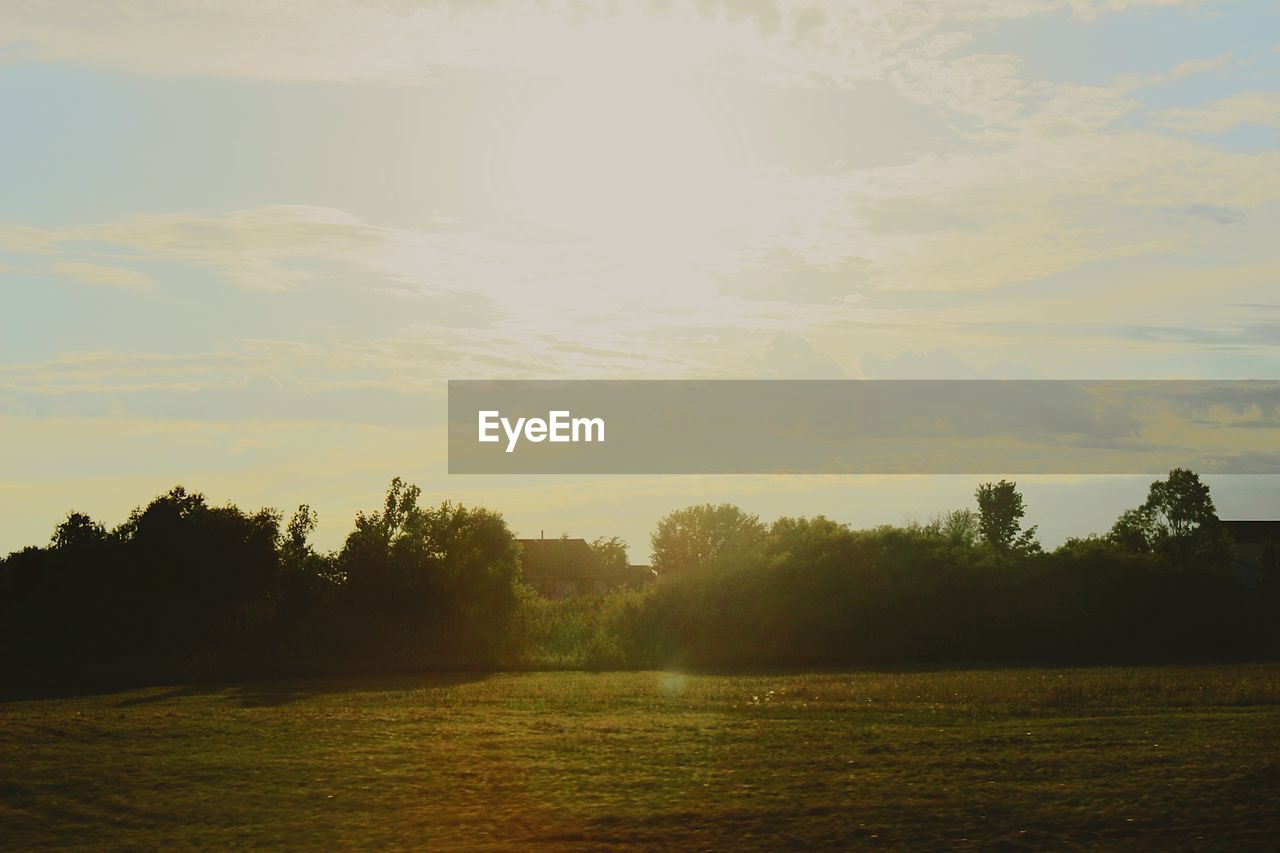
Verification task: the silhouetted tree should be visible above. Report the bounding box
[272,504,337,657]
[283,504,318,556]
[51,512,107,550]
[1117,469,1229,568]
[976,480,1037,553]
[1109,506,1157,554]
[1145,468,1216,539]
[336,478,520,665]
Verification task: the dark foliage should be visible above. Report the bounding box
[0,480,521,686]
[590,518,1277,669]
[1,471,1275,686]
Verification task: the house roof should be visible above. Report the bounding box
[517,538,658,586]
[517,538,605,580]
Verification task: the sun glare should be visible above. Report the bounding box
[479,63,751,241]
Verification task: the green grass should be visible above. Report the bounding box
[2,665,1279,849]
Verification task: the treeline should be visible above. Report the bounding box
[513,470,1278,669]
[0,479,523,685]
[568,517,1272,670]
[0,471,1277,685]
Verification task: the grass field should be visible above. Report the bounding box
[2,665,1279,849]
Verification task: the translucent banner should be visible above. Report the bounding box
[447,380,1280,474]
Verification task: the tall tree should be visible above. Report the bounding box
[1143,468,1216,540]
[975,480,1037,552]
[1138,468,1226,567]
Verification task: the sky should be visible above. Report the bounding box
[2,0,1279,558]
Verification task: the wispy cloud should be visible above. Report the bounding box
[1185,203,1245,225]
[1154,91,1280,133]
[0,1,1205,100]
[1121,52,1232,87]
[9,207,505,331]
[51,262,152,288]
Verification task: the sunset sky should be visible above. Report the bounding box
[3,0,1279,556]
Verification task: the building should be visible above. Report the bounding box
[1221,520,1280,586]
[517,535,656,598]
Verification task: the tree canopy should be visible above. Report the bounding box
[650,503,765,575]
[975,480,1038,553]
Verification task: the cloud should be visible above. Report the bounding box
[754,332,846,378]
[0,1,1205,106]
[1154,92,1280,133]
[860,348,1043,379]
[72,205,400,292]
[52,262,152,288]
[7,206,401,292]
[1185,203,1245,225]
[1165,54,1231,78]
[0,351,256,394]
[843,128,1280,291]
[0,1,509,84]
[5,3,1251,310]
[717,249,870,304]
[940,319,1280,351]
[889,51,1029,125]
[3,0,1272,387]
[0,312,710,411]
[1064,0,1206,20]
[5,206,503,327]
[1148,53,1232,84]
[0,225,59,252]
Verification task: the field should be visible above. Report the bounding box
[2,665,1279,849]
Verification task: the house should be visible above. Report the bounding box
[1221,520,1280,586]
[517,534,656,598]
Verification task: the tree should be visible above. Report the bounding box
[590,536,629,573]
[1109,506,1157,554]
[933,508,980,547]
[51,512,107,550]
[283,504,318,556]
[975,480,1037,552]
[337,478,521,663]
[275,503,337,627]
[1143,468,1216,540]
[651,503,764,575]
[1137,468,1227,567]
